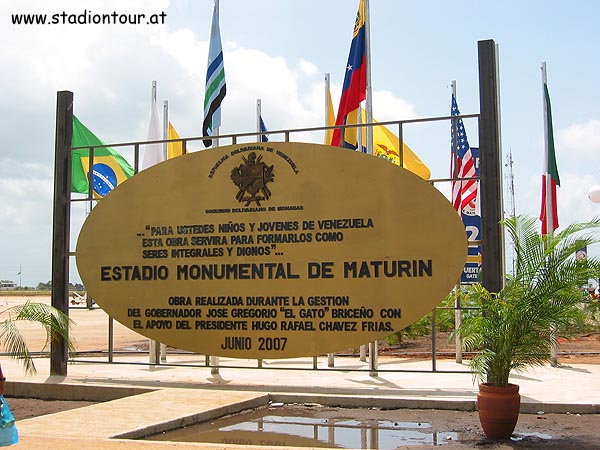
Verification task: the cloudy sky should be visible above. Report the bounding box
[2,0,600,287]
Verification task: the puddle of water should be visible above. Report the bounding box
[146,406,464,448]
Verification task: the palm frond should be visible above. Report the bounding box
[0,319,35,375]
[0,302,75,375]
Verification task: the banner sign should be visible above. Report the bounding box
[460,147,481,284]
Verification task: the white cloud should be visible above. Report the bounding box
[0,174,53,231]
[557,119,600,160]
[556,172,600,223]
[153,28,206,78]
[523,171,600,231]
[298,59,318,77]
[372,90,418,121]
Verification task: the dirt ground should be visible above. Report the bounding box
[9,398,96,420]
[2,295,600,448]
[378,331,600,364]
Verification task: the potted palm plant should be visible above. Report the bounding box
[457,215,600,439]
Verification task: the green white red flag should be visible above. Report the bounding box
[540,63,560,235]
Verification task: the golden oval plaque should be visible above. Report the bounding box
[76,142,467,358]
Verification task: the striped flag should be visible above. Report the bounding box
[540,65,560,235]
[331,0,367,148]
[202,0,226,147]
[450,94,477,214]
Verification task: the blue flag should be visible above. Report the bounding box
[259,116,269,142]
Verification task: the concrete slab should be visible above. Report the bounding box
[19,389,268,439]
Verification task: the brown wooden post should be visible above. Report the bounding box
[478,40,505,294]
[51,91,73,375]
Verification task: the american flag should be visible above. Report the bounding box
[450,95,477,213]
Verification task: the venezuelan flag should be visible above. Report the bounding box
[331,0,367,148]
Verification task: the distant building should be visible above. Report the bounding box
[0,280,17,291]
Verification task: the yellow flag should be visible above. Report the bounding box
[362,109,430,180]
[167,122,183,159]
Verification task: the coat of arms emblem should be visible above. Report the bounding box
[230,152,274,206]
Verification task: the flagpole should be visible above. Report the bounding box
[163,100,168,160]
[152,81,157,162]
[363,0,377,374]
[213,0,220,149]
[321,75,336,364]
[255,98,264,371]
[147,86,167,364]
[324,73,330,145]
[364,0,373,156]
[357,103,363,151]
[149,86,161,364]
[209,4,220,366]
[451,80,458,179]
[541,62,553,238]
[147,80,157,170]
[160,100,169,363]
[211,1,219,372]
[542,61,558,366]
[451,79,461,212]
[203,0,225,149]
[450,80,464,363]
[256,99,262,143]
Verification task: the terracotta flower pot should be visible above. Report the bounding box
[477,382,520,439]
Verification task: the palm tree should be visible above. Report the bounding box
[0,302,74,376]
[458,215,600,387]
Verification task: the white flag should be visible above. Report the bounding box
[142,82,165,169]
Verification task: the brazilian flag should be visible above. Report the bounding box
[71,116,134,197]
